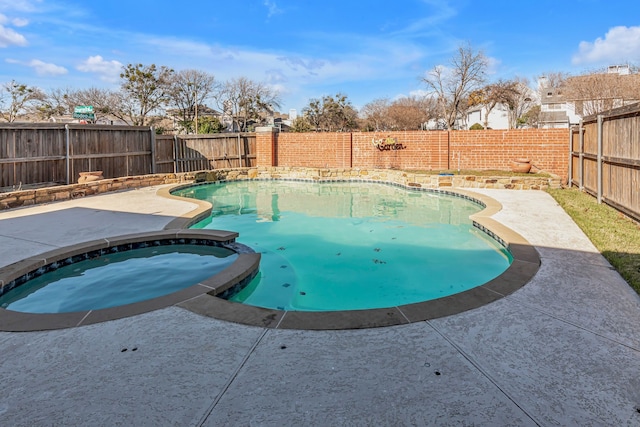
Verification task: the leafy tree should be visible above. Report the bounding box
[422,43,488,129]
[290,116,313,132]
[302,93,358,132]
[197,116,224,134]
[117,63,174,126]
[519,105,541,128]
[215,77,280,132]
[469,123,484,130]
[0,80,46,122]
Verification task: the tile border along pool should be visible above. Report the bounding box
[0,178,539,331]
[0,230,260,332]
[160,179,541,330]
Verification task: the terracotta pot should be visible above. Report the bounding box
[510,160,531,174]
[78,171,104,184]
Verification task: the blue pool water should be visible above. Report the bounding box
[175,181,512,311]
[0,245,237,313]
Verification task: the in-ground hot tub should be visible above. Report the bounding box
[0,230,260,331]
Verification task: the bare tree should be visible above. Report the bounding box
[43,87,120,123]
[387,96,435,130]
[361,96,436,131]
[506,77,536,129]
[422,43,488,129]
[0,80,46,122]
[562,68,640,116]
[538,72,569,91]
[166,69,217,133]
[468,79,521,129]
[215,77,280,132]
[360,98,392,131]
[37,87,73,121]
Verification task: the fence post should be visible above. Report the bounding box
[597,114,603,204]
[568,127,574,188]
[237,133,242,168]
[65,124,70,185]
[150,127,157,174]
[173,135,178,173]
[578,119,584,190]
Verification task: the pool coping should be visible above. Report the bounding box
[161,180,541,330]
[0,230,260,332]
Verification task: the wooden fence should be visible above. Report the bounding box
[569,102,640,222]
[0,123,255,190]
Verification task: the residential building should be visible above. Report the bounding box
[537,76,580,128]
[465,103,510,129]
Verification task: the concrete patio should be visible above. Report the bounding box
[0,185,639,426]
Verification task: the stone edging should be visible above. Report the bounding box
[0,167,561,211]
[0,172,198,210]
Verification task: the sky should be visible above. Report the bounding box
[1,0,640,113]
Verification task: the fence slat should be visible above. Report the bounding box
[571,103,640,222]
[0,124,257,190]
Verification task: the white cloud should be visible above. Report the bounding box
[12,17,28,27]
[77,55,123,82]
[264,1,283,19]
[0,23,27,47]
[573,26,640,65]
[0,0,42,12]
[27,59,68,76]
[5,57,67,75]
[28,59,67,75]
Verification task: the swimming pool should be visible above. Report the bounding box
[0,230,261,330]
[0,244,238,314]
[174,180,512,311]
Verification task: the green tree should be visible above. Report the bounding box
[117,63,174,126]
[197,116,224,133]
[302,93,358,132]
[290,116,313,132]
[520,105,541,128]
[0,80,45,122]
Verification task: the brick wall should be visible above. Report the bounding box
[257,129,570,179]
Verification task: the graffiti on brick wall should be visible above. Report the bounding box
[372,136,406,151]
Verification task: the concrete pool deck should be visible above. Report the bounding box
[0,185,639,425]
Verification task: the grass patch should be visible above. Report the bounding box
[547,187,640,294]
